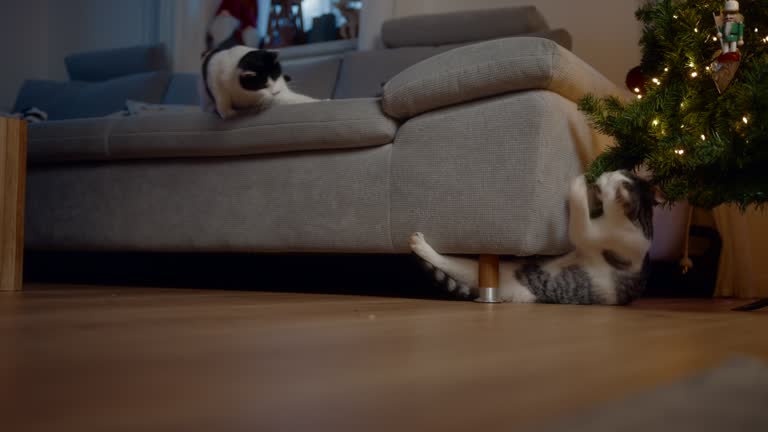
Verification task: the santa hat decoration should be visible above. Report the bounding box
[207,0,259,49]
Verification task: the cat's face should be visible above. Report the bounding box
[592,170,655,239]
[236,50,286,99]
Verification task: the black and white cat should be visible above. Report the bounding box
[201,43,317,119]
[410,170,655,305]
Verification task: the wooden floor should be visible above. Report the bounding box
[2,285,767,432]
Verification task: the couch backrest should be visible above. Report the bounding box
[65,43,170,82]
[15,7,572,114]
[381,6,550,49]
[333,46,455,99]
[333,29,572,100]
[333,7,571,100]
[14,72,171,120]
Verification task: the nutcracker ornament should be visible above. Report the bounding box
[711,1,745,93]
[716,1,745,55]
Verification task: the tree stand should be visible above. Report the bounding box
[475,255,502,303]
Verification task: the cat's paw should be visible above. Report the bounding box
[217,107,237,120]
[409,232,436,260]
[570,174,588,198]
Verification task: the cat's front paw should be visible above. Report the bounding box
[216,106,238,120]
[409,232,426,249]
[570,174,588,198]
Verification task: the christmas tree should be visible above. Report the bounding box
[579,0,768,208]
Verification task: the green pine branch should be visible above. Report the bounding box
[580,0,768,208]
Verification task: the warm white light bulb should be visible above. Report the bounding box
[701,134,706,141]
[694,28,699,33]
[675,149,685,155]
[743,116,749,124]
[634,87,641,93]
[713,36,719,41]
[652,119,659,126]
[664,67,669,72]
[652,78,660,84]
[689,62,695,67]
[637,95,643,99]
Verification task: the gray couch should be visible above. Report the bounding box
[19,7,621,257]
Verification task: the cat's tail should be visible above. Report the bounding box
[409,232,476,300]
[413,254,475,300]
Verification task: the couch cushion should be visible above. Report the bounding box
[382,37,623,120]
[282,56,342,100]
[163,74,201,106]
[333,46,455,99]
[381,6,549,48]
[14,72,171,121]
[65,43,170,82]
[28,98,397,164]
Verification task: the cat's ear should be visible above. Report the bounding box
[266,50,279,62]
[616,180,633,203]
[615,180,638,217]
[284,74,292,82]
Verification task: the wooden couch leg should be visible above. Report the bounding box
[475,254,501,303]
[1,118,27,292]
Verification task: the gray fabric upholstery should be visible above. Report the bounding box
[27,117,115,163]
[26,91,592,255]
[65,44,170,82]
[28,98,396,163]
[282,57,342,100]
[333,46,455,99]
[25,145,393,253]
[382,37,622,120]
[13,72,171,121]
[519,28,573,50]
[381,7,549,48]
[279,39,357,60]
[389,91,586,255]
[163,73,201,105]
[13,79,73,113]
[20,10,618,256]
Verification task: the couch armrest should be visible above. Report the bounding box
[382,37,625,120]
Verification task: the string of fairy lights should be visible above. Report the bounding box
[627,7,760,160]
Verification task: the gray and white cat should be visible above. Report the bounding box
[410,170,655,305]
[201,44,317,119]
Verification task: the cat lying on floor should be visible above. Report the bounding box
[410,170,656,305]
[201,42,317,119]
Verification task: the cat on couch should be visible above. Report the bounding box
[200,38,318,119]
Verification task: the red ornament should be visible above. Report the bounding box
[625,65,647,95]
